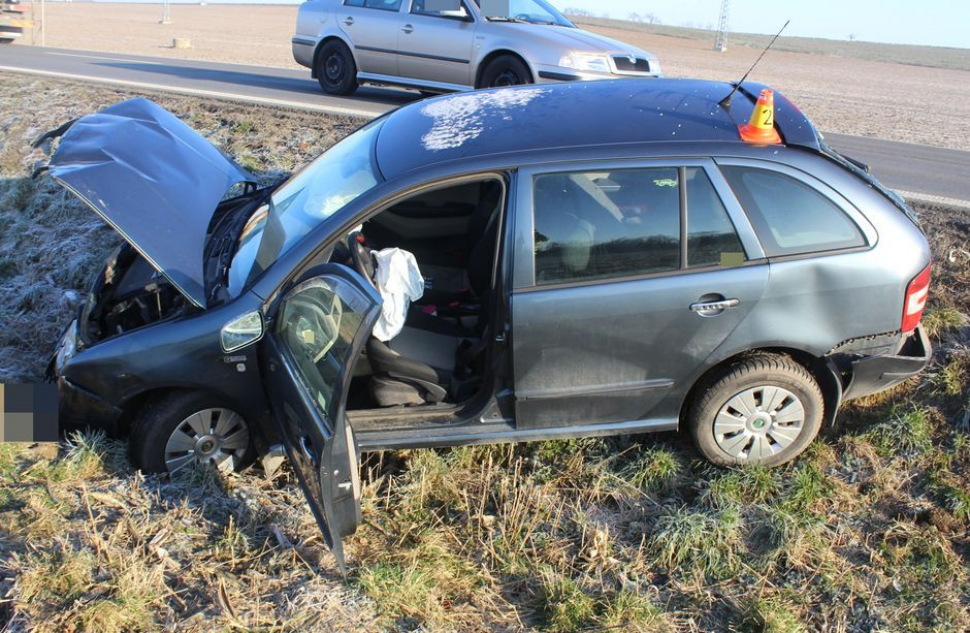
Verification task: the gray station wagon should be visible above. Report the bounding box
[46,79,930,568]
[291,0,660,95]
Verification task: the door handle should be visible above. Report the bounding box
[690,298,740,315]
[299,435,318,466]
[343,16,354,25]
[402,24,414,33]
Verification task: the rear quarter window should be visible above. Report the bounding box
[721,166,865,257]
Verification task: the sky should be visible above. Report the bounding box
[548,0,970,49]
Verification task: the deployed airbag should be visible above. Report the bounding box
[372,248,424,342]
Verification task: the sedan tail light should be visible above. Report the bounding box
[902,264,931,333]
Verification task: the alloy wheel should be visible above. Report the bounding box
[163,408,250,474]
[712,385,805,461]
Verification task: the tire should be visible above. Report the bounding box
[687,354,824,468]
[129,391,255,475]
[315,40,359,96]
[478,55,532,89]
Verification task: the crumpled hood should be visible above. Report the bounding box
[44,97,256,308]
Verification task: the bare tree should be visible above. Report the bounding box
[628,12,642,22]
[643,12,660,24]
[564,7,594,17]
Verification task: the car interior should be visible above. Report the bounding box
[329,178,506,412]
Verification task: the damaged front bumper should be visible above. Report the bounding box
[47,319,125,436]
[840,325,931,401]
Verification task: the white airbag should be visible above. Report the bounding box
[372,247,425,342]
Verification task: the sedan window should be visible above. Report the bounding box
[345,0,404,10]
[411,0,471,18]
[686,167,746,268]
[721,166,865,257]
[533,168,681,285]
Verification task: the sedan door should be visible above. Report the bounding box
[260,265,382,572]
[397,0,477,86]
[339,0,405,76]
[509,159,768,430]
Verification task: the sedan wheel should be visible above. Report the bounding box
[479,55,533,89]
[129,391,256,474]
[164,408,250,474]
[687,354,824,467]
[713,386,805,461]
[315,40,359,96]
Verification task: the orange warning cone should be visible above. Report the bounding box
[739,89,782,144]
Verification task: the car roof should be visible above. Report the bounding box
[374,78,822,180]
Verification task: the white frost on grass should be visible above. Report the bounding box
[420,88,549,151]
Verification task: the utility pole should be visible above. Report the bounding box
[713,0,729,52]
[160,0,171,25]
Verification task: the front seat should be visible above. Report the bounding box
[366,337,450,406]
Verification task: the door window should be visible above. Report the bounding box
[345,0,403,10]
[721,166,865,257]
[411,0,471,18]
[278,277,372,416]
[685,167,746,268]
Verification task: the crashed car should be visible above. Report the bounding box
[45,80,931,567]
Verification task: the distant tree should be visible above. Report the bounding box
[643,12,660,24]
[564,7,594,16]
[848,33,858,41]
[628,12,642,22]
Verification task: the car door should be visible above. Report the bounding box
[339,0,404,76]
[260,264,382,572]
[509,159,769,429]
[397,0,476,86]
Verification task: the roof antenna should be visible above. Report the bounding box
[719,19,790,109]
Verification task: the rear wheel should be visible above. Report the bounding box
[130,391,254,474]
[478,55,532,88]
[315,40,359,96]
[687,354,824,468]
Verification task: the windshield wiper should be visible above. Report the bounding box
[485,16,530,23]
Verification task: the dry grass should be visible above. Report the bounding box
[1,73,969,630]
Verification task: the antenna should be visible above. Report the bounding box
[719,19,790,109]
[714,0,730,52]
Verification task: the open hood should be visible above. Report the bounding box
[42,98,256,309]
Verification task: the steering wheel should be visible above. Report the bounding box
[348,231,377,288]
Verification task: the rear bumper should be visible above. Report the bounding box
[842,325,931,400]
[292,36,317,69]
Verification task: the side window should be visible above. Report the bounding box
[347,0,403,10]
[721,166,865,257]
[533,168,681,285]
[685,167,746,268]
[411,0,470,18]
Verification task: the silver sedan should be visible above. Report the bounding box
[292,0,661,95]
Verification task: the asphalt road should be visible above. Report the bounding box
[3,45,969,202]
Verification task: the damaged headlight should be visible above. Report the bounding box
[221,311,263,352]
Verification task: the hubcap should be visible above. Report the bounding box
[164,408,249,474]
[713,385,805,461]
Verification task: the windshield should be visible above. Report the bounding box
[476,0,573,26]
[228,119,384,295]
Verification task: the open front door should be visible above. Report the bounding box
[260,264,382,573]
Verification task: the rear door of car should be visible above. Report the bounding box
[339,0,405,76]
[259,264,382,572]
[397,0,477,86]
[509,159,768,429]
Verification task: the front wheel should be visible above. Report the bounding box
[129,391,255,474]
[315,40,359,96]
[478,55,532,89]
[687,354,824,468]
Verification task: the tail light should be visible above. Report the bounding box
[901,264,931,333]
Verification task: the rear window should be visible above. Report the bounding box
[721,166,865,257]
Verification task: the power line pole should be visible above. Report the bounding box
[160,0,171,25]
[714,0,729,52]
